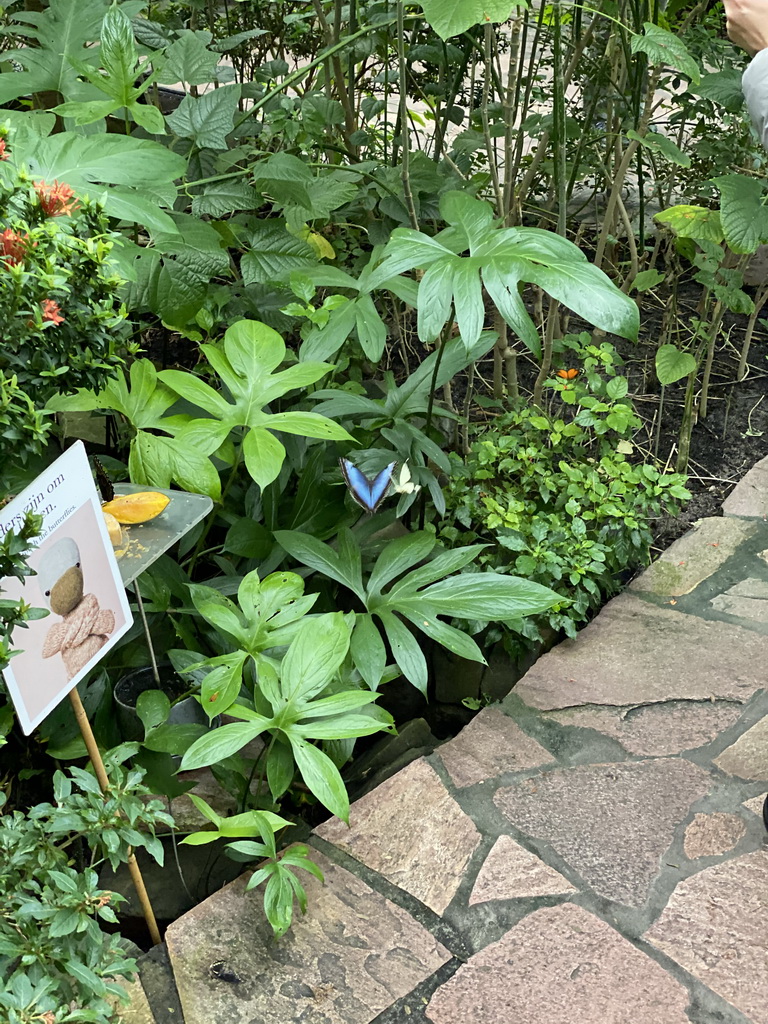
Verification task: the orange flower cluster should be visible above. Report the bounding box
[0,138,8,161]
[41,299,64,325]
[35,179,78,217]
[0,228,30,266]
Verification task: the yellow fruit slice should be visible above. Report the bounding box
[101,491,170,524]
[102,511,123,547]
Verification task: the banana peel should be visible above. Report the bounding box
[102,491,170,525]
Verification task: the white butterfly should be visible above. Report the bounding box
[391,462,421,495]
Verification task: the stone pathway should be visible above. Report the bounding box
[122,458,768,1024]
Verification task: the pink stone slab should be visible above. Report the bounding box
[315,758,481,915]
[630,517,757,597]
[683,813,747,860]
[722,455,768,517]
[645,850,768,1024]
[495,758,711,907]
[165,852,451,1024]
[547,701,745,757]
[437,707,553,788]
[514,593,768,711]
[468,835,576,905]
[426,903,691,1024]
[714,716,768,780]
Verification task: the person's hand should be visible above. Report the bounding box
[723,0,768,55]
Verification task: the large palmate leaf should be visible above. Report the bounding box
[630,23,700,85]
[366,191,638,356]
[7,131,184,232]
[275,528,559,693]
[167,85,241,150]
[711,174,768,255]
[0,0,145,105]
[158,320,354,489]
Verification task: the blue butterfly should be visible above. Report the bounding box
[339,458,397,513]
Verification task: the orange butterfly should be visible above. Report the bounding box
[557,368,579,380]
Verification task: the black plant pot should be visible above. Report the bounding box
[113,665,203,742]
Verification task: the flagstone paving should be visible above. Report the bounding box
[124,462,768,1024]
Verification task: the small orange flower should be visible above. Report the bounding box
[0,139,9,161]
[557,368,579,380]
[41,299,64,325]
[35,179,78,217]
[0,228,30,265]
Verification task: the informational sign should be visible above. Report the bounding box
[0,441,133,734]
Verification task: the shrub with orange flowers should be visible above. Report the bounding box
[0,151,127,404]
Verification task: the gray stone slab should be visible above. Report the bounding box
[683,813,747,860]
[315,758,481,916]
[468,836,576,905]
[495,758,711,907]
[645,850,768,1024]
[723,454,768,517]
[711,577,768,622]
[714,715,768,780]
[437,707,553,788]
[426,902,691,1024]
[110,976,156,1024]
[165,852,451,1024]
[513,593,768,711]
[547,701,745,757]
[630,517,757,597]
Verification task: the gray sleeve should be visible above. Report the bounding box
[742,48,768,152]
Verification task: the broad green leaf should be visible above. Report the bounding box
[630,23,700,85]
[712,174,768,255]
[136,690,171,734]
[200,654,247,718]
[242,427,286,490]
[288,737,349,821]
[451,258,485,346]
[181,719,271,771]
[267,739,295,800]
[388,545,486,597]
[192,181,260,217]
[274,530,365,600]
[412,573,559,619]
[300,690,381,718]
[694,69,745,112]
[354,294,388,361]
[626,129,690,168]
[167,85,241,150]
[440,189,497,249]
[367,531,436,595]
[281,614,350,703]
[293,715,391,740]
[399,608,487,663]
[186,793,223,827]
[129,431,222,500]
[655,344,697,385]
[241,222,316,285]
[376,610,428,694]
[266,411,352,441]
[264,868,294,937]
[160,29,221,86]
[142,722,207,756]
[350,613,387,690]
[417,258,455,342]
[632,269,665,293]
[420,0,522,39]
[654,204,724,243]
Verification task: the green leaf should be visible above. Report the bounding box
[188,586,246,643]
[167,85,241,150]
[274,530,365,600]
[242,427,286,490]
[293,714,391,740]
[180,719,271,770]
[411,573,559,619]
[417,258,455,342]
[200,654,247,719]
[626,129,690,168]
[368,531,436,595]
[281,614,350,703]
[241,222,317,285]
[301,690,381,718]
[399,607,487,663]
[263,868,294,938]
[288,737,349,821]
[160,29,222,86]
[420,0,521,39]
[267,739,295,800]
[712,174,768,255]
[631,269,665,292]
[630,23,700,84]
[192,181,260,217]
[654,204,724,243]
[350,613,388,690]
[451,259,485,346]
[388,545,485,596]
[136,690,171,734]
[376,610,428,694]
[655,344,697,385]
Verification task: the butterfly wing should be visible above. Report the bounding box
[340,459,396,513]
[92,456,114,503]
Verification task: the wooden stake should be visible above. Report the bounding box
[69,687,162,946]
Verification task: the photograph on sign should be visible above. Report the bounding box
[0,442,133,734]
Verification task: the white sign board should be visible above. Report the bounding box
[0,441,133,734]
